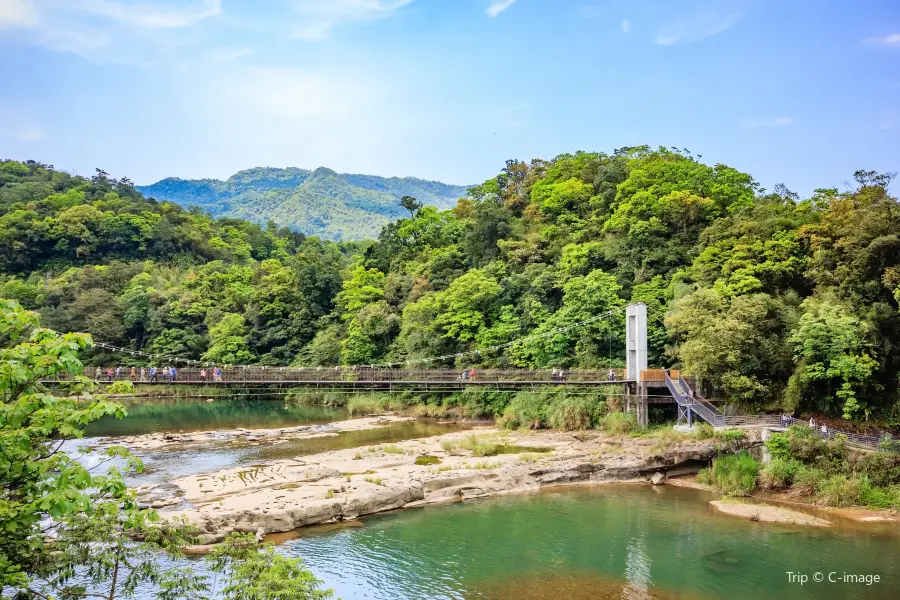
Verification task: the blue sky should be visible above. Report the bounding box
[0,0,898,195]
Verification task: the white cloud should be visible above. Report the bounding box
[292,21,333,41]
[36,25,113,57]
[227,67,358,120]
[486,0,518,18]
[208,47,253,62]
[621,19,631,34]
[290,0,415,40]
[0,0,38,28]
[15,128,42,141]
[864,33,900,46]
[740,117,794,129]
[656,13,740,45]
[75,0,221,30]
[292,0,415,20]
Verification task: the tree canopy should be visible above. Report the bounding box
[2,154,899,421]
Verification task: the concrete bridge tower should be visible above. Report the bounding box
[625,302,650,427]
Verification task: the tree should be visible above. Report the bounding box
[0,299,333,599]
[202,313,253,364]
[786,298,878,419]
[666,288,796,407]
[399,195,422,217]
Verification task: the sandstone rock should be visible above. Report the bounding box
[650,472,666,485]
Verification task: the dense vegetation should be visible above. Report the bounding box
[696,426,900,509]
[138,166,469,241]
[2,149,899,424]
[0,299,333,599]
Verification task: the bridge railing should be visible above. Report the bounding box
[62,366,630,385]
[781,415,885,451]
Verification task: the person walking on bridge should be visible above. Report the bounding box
[95,366,101,381]
[149,366,158,383]
[608,368,616,381]
[140,367,146,382]
[106,368,113,383]
[130,366,136,382]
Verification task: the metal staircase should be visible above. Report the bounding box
[665,373,724,426]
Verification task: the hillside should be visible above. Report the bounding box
[137,167,470,240]
[2,150,899,425]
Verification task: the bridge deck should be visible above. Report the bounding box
[47,378,637,390]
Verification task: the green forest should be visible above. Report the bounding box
[137,166,469,241]
[1,149,899,423]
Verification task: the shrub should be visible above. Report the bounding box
[602,411,639,435]
[765,432,791,460]
[879,433,900,453]
[791,465,826,496]
[714,429,746,451]
[693,422,715,439]
[412,403,449,418]
[545,394,604,431]
[848,452,900,488]
[500,392,550,429]
[382,445,403,454]
[414,455,441,466]
[818,474,864,507]
[859,482,900,510]
[759,457,801,489]
[709,452,758,496]
[347,395,383,416]
[450,388,512,419]
[696,468,713,486]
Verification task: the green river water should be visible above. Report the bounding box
[86,399,899,599]
[280,485,898,600]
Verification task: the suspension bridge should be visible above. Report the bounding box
[50,302,883,445]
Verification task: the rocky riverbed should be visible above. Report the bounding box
[93,415,417,452]
[140,425,757,546]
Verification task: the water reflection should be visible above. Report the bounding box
[85,397,348,436]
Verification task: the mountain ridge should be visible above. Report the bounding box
[137,167,471,240]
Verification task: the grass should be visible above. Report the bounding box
[325,489,335,499]
[708,451,759,496]
[414,455,442,466]
[363,476,384,486]
[381,445,404,454]
[602,412,639,435]
[412,403,450,418]
[470,460,500,470]
[545,394,605,431]
[440,440,458,455]
[353,452,362,460]
[347,395,384,416]
[457,434,552,457]
[693,422,715,439]
[713,429,747,451]
[518,453,545,463]
[459,434,501,457]
[759,457,802,489]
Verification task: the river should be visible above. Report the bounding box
[84,398,899,599]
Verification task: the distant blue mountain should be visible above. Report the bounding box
[137,166,471,241]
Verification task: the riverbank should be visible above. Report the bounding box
[153,426,748,545]
[667,473,900,526]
